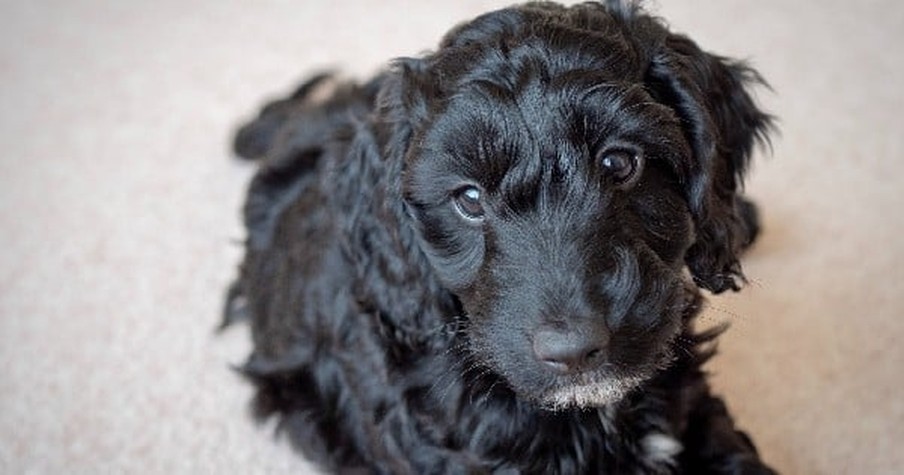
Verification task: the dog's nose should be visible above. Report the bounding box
[532,327,609,375]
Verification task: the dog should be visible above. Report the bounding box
[224,1,776,473]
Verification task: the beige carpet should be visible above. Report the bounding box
[2,1,902,473]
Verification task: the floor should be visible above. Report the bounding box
[1,1,902,473]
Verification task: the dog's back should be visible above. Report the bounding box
[229,75,380,249]
[225,74,375,470]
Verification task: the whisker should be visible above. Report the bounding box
[479,378,505,408]
[428,354,470,399]
[745,277,767,289]
[700,301,747,320]
[468,367,493,406]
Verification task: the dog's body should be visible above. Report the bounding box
[225,2,776,473]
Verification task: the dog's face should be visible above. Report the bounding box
[391,4,769,410]
[405,74,696,410]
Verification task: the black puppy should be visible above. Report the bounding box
[225,1,776,473]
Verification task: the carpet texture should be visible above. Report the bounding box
[1,1,902,473]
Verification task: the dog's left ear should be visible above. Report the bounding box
[645,34,774,293]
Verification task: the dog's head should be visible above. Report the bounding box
[375,2,772,410]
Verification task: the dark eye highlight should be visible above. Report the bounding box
[452,185,485,221]
[599,148,642,187]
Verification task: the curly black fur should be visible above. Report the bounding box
[225,2,777,473]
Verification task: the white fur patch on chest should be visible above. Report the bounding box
[640,432,683,469]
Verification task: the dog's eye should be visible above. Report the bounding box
[452,185,485,221]
[599,149,642,187]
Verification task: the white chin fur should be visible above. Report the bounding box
[541,375,645,410]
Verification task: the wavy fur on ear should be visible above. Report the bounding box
[645,35,774,293]
[337,69,459,352]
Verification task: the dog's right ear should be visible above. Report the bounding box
[341,58,461,351]
[375,57,436,142]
